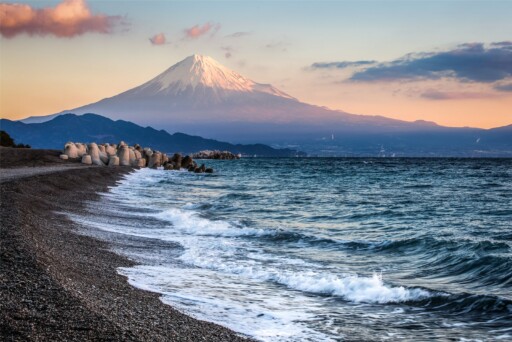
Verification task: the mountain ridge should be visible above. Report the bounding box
[2,113,303,157]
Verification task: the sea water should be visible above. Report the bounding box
[70,158,512,341]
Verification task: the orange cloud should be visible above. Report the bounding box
[149,33,166,45]
[184,22,220,39]
[0,0,122,38]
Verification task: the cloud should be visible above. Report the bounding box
[149,33,166,45]
[494,82,512,92]
[0,0,123,38]
[265,41,290,52]
[350,42,512,83]
[221,45,234,59]
[311,60,377,69]
[225,31,251,38]
[184,22,220,39]
[420,90,494,100]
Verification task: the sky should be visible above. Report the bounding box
[1,0,511,129]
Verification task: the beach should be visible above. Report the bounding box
[0,148,248,341]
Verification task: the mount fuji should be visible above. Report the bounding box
[21,54,512,156]
[23,55,427,137]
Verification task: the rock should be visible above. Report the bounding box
[182,155,193,168]
[98,145,106,153]
[75,143,87,157]
[164,163,174,170]
[200,164,206,172]
[88,143,105,166]
[128,149,136,165]
[99,152,109,164]
[108,156,119,166]
[188,165,195,172]
[59,154,69,160]
[205,168,213,173]
[171,153,182,169]
[64,142,78,159]
[143,148,153,160]
[81,155,92,165]
[105,144,117,156]
[194,167,203,173]
[190,150,239,160]
[136,158,146,168]
[148,152,162,168]
[117,145,130,166]
[134,150,142,160]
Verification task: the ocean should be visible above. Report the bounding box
[69,158,512,341]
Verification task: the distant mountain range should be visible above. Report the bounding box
[1,114,302,157]
[18,54,512,156]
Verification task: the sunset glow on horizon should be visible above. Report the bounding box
[1,0,511,129]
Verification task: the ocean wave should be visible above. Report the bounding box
[154,207,272,237]
[273,272,436,304]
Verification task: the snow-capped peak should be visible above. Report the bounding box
[140,54,294,99]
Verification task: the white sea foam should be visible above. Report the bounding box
[118,265,336,342]
[154,207,271,237]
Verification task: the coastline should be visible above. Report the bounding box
[0,151,249,341]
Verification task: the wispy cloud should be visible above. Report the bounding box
[149,33,167,45]
[221,45,234,59]
[350,42,512,83]
[421,90,495,100]
[265,41,290,52]
[0,0,123,38]
[184,22,220,39]
[225,31,251,38]
[494,82,512,92]
[311,60,377,69]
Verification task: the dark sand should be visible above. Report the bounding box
[0,148,249,341]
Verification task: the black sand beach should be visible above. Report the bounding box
[0,148,248,341]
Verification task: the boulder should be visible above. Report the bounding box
[105,144,117,156]
[172,153,183,169]
[143,148,153,160]
[136,158,146,168]
[88,143,104,166]
[128,148,136,165]
[134,150,142,160]
[188,165,195,172]
[64,142,78,159]
[182,156,193,168]
[162,154,169,164]
[81,155,92,165]
[117,145,131,166]
[205,168,213,173]
[99,151,109,164]
[108,156,120,166]
[59,154,69,160]
[200,164,206,172]
[148,152,162,168]
[75,143,87,157]
[98,145,106,153]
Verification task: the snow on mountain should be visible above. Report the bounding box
[140,54,294,99]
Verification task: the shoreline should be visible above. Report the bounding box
[0,161,249,340]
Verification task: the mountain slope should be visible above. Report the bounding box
[1,114,301,157]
